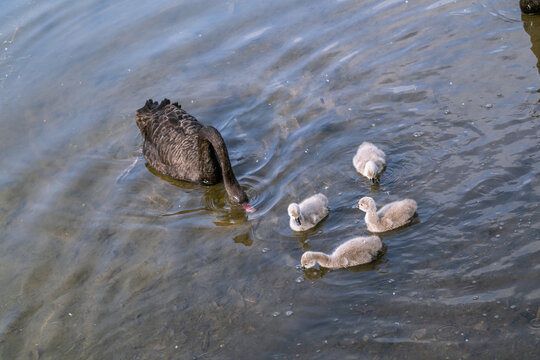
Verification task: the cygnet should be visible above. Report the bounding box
[301,236,382,269]
[288,193,329,231]
[353,142,386,183]
[357,196,417,233]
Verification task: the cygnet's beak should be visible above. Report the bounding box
[371,178,376,184]
[295,218,301,226]
[241,203,256,213]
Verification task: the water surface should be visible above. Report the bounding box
[1,0,539,358]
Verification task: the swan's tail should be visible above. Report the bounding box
[135,98,181,140]
[136,98,179,113]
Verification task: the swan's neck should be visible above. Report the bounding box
[365,205,379,225]
[199,126,244,198]
[297,212,305,225]
[311,252,334,268]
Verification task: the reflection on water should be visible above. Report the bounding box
[1,0,539,358]
[523,13,540,74]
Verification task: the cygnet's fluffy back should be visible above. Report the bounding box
[353,142,386,183]
[331,235,382,266]
[301,235,382,269]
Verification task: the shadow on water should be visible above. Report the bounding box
[289,214,330,248]
[522,13,540,75]
[232,232,253,246]
[144,163,253,216]
[368,212,422,238]
[145,163,256,245]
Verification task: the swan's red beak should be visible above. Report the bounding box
[241,203,256,213]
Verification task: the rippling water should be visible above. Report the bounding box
[1,0,539,358]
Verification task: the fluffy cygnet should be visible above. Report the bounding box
[288,193,329,231]
[352,142,386,183]
[301,236,382,269]
[357,196,417,233]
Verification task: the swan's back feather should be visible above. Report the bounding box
[377,199,417,222]
[135,99,220,183]
[332,236,382,267]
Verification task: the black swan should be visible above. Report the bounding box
[135,99,254,212]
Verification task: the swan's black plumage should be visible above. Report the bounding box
[521,0,540,13]
[136,99,252,210]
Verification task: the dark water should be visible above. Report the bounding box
[1,0,539,358]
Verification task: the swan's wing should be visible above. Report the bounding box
[353,146,369,171]
[377,203,396,229]
[303,198,329,224]
[377,203,392,217]
[374,147,386,161]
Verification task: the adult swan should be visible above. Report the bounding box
[136,99,254,212]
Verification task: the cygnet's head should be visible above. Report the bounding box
[301,252,317,268]
[358,196,376,212]
[364,161,378,184]
[288,203,302,226]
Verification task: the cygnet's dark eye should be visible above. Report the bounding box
[295,218,301,226]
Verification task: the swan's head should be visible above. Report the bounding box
[230,189,255,213]
[288,203,301,226]
[301,252,317,268]
[358,196,375,212]
[364,161,378,184]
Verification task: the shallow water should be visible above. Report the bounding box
[1,0,539,358]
